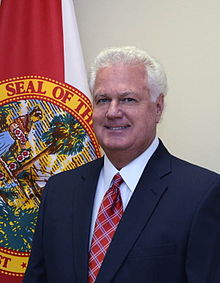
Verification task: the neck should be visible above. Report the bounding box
[105,149,143,170]
[103,137,157,169]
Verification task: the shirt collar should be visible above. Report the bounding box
[103,137,159,192]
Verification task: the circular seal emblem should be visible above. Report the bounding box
[0,76,101,277]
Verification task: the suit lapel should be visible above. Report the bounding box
[96,142,172,283]
[72,158,103,283]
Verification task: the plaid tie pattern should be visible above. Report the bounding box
[88,173,124,283]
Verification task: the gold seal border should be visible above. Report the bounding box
[0,75,91,105]
[0,75,101,158]
[0,247,30,276]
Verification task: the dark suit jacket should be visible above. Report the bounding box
[24,141,220,283]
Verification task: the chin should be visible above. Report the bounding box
[99,136,131,151]
[102,142,131,152]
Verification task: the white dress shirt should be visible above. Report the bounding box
[89,137,159,245]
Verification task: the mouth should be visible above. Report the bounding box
[105,126,130,130]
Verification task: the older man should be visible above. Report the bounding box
[24,46,220,283]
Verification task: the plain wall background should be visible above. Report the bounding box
[74,0,220,173]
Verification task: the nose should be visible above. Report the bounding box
[106,101,122,119]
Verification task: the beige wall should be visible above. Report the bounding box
[74,0,220,173]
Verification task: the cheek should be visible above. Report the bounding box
[92,109,105,131]
[144,106,158,123]
[92,108,101,122]
[138,113,156,132]
[93,106,106,119]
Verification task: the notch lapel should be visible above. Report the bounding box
[96,142,172,283]
[72,158,103,283]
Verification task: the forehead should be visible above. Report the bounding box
[94,64,147,93]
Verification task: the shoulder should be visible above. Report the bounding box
[171,156,220,204]
[40,157,103,202]
[170,154,220,185]
[152,140,220,189]
[47,158,103,187]
[48,157,103,183]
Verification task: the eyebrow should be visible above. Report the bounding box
[94,91,135,98]
[119,91,135,97]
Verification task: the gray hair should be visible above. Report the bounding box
[88,46,168,102]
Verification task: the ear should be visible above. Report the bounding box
[155,93,164,123]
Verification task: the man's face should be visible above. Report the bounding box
[92,64,164,161]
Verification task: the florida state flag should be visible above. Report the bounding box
[0,0,100,281]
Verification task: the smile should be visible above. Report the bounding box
[105,126,129,130]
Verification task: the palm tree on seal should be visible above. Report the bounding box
[13,113,87,176]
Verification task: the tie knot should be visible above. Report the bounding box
[112,173,123,188]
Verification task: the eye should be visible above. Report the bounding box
[96,98,111,104]
[121,97,137,103]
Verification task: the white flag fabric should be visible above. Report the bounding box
[62,0,91,98]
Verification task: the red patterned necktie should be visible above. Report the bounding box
[88,173,124,283]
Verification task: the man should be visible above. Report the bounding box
[24,46,220,283]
